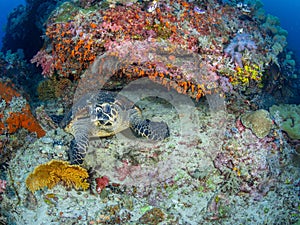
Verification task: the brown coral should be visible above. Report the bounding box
[37,77,73,101]
[26,159,90,193]
[241,109,274,138]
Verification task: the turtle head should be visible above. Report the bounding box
[90,102,119,128]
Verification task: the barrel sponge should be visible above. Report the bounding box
[241,109,274,138]
[269,104,300,140]
[26,160,89,193]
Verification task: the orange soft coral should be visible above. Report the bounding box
[0,82,46,137]
[0,82,21,102]
[26,159,90,193]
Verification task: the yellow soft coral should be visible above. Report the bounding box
[231,63,263,87]
[26,160,89,193]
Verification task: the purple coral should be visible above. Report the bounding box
[224,33,257,67]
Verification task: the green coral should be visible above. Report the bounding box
[51,2,98,23]
[283,51,297,69]
[269,104,300,140]
[51,2,80,23]
[241,109,274,138]
[261,14,288,37]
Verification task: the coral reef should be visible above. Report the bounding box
[30,0,293,100]
[224,33,257,67]
[1,93,298,224]
[0,81,45,137]
[139,207,165,224]
[269,104,300,140]
[26,159,90,193]
[0,0,300,224]
[74,40,223,102]
[95,176,110,194]
[240,109,273,138]
[0,179,6,194]
[37,77,74,101]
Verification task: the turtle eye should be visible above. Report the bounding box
[95,106,102,113]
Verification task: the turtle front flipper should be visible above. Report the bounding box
[130,112,169,141]
[68,119,91,164]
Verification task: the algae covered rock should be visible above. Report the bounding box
[241,109,273,138]
[269,104,300,140]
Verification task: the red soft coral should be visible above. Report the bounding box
[95,176,109,194]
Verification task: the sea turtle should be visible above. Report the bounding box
[61,90,170,164]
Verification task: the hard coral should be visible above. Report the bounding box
[0,82,45,137]
[269,104,300,140]
[26,159,90,193]
[240,109,274,139]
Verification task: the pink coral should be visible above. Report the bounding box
[0,179,7,193]
[31,50,55,77]
[236,118,246,133]
[116,160,140,181]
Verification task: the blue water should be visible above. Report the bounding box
[262,0,300,61]
[0,0,25,48]
[0,0,299,60]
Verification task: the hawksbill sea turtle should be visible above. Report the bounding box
[61,90,170,164]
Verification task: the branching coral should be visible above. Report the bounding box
[0,82,45,137]
[26,159,90,193]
